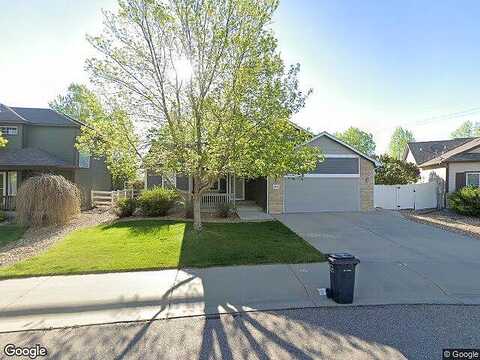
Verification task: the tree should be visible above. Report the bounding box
[389,127,415,160]
[450,121,480,139]
[0,135,7,148]
[375,154,420,185]
[335,127,376,156]
[86,0,320,230]
[50,83,140,187]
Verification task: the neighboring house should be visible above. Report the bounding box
[146,132,377,214]
[0,103,112,209]
[404,137,480,207]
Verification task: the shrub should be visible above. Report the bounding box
[216,202,236,218]
[115,198,137,218]
[0,211,7,222]
[16,174,81,227]
[137,187,179,217]
[375,154,420,185]
[448,186,480,216]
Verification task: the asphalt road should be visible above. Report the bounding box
[0,305,478,360]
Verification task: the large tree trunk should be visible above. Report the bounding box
[193,176,203,231]
[193,194,202,231]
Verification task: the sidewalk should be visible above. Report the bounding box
[0,261,465,333]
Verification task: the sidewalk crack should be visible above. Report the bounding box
[287,264,317,307]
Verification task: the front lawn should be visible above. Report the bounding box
[0,220,324,278]
[0,225,26,249]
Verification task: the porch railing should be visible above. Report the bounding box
[0,195,16,211]
[201,193,233,210]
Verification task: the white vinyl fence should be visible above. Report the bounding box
[374,183,438,210]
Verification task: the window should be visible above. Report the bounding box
[0,126,18,135]
[7,172,17,195]
[466,173,480,187]
[78,152,91,168]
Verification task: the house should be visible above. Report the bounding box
[0,103,112,209]
[146,132,377,214]
[404,137,480,207]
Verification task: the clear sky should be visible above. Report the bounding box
[1,0,480,153]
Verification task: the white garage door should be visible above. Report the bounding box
[284,177,360,213]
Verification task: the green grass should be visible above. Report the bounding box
[0,225,26,249]
[0,220,324,279]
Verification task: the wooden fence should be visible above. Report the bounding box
[91,189,141,208]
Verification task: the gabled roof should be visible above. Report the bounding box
[0,103,82,127]
[0,104,30,124]
[0,148,75,168]
[307,132,380,166]
[420,137,480,167]
[10,107,82,127]
[405,138,474,165]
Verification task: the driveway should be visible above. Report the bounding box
[277,210,480,305]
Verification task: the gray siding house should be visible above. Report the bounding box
[404,137,480,207]
[0,104,112,209]
[147,132,377,214]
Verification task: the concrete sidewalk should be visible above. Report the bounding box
[0,261,466,333]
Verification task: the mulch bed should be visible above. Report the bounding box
[402,209,480,240]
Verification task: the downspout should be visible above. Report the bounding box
[266,177,269,214]
[444,163,449,209]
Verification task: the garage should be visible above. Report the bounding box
[284,176,360,212]
[267,132,377,214]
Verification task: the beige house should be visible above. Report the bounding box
[147,132,378,214]
[404,137,480,207]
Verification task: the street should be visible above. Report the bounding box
[1,305,479,360]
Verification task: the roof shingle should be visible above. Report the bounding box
[0,148,75,168]
[10,107,80,127]
[406,138,474,165]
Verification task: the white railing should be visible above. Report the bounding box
[201,193,233,209]
[91,189,142,207]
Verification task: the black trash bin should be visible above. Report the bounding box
[326,253,360,304]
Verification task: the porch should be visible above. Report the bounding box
[0,170,18,211]
[200,176,267,212]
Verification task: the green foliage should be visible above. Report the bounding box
[86,0,320,228]
[127,179,145,190]
[0,135,8,148]
[115,198,137,218]
[389,127,415,160]
[450,121,480,139]
[448,186,480,216]
[375,154,420,185]
[50,83,140,184]
[335,127,376,156]
[215,202,236,218]
[137,187,179,217]
[0,211,7,222]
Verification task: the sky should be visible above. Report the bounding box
[1,1,480,153]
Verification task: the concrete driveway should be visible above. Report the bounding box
[277,210,480,305]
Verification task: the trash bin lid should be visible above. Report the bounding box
[329,253,355,260]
